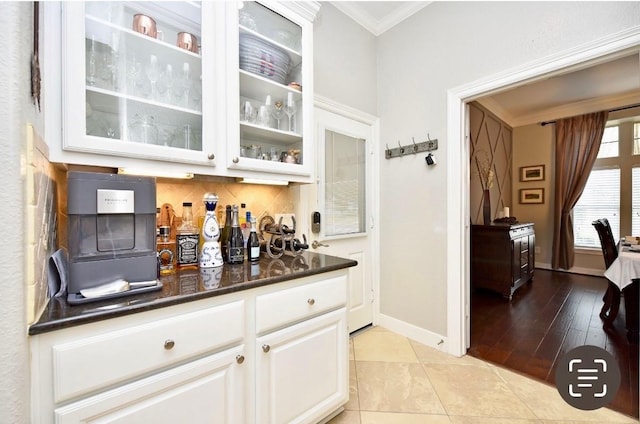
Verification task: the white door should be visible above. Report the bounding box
[303,105,376,333]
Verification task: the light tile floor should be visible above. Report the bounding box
[328,326,638,424]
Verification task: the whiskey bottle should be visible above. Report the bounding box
[157,225,176,275]
[176,202,199,269]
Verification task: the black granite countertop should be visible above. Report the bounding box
[29,252,357,336]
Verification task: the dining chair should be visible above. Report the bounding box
[592,218,620,323]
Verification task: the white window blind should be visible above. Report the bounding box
[573,168,620,248]
[632,167,640,235]
[324,130,366,237]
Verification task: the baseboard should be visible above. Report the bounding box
[375,313,449,354]
[535,263,605,277]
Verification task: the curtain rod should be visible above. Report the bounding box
[539,104,640,126]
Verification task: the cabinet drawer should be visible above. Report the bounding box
[52,300,245,403]
[256,275,347,334]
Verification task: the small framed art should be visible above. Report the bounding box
[520,165,545,182]
[519,188,544,204]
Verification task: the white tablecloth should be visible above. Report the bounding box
[603,247,640,291]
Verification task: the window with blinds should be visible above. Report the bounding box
[324,130,366,237]
[574,168,620,248]
[573,117,640,249]
[632,167,640,235]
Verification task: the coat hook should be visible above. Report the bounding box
[412,137,418,153]
[398,141,404,155]
[385,143,391,158]
[427,133,432,141]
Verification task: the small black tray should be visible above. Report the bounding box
[66,281,163,305]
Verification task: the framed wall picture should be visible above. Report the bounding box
[519,188,544,204]
[520,165,545,182]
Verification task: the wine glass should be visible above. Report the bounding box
[156,64,173,103]
[272,101,284,130]
[146,55,161,100]
[284,101,297,132]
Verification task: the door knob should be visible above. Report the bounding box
[311,240,329,249]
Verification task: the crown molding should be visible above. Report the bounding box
[331,2,430,36]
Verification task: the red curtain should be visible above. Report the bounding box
[552,111,608,270]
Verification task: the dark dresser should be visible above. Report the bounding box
[471,223,535,299]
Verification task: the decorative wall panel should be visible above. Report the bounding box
[469,102,513,224]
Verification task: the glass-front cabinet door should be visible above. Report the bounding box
[63,2,218,166]
[225,1,319,182]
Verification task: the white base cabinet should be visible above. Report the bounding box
[256,308,348,424]
[55,346,245,424]
[31,270,349,424]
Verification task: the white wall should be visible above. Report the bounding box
[1,2,42,423]
[376,2,640,338]
[313,3,377,115]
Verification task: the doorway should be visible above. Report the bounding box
[445,29,640,357]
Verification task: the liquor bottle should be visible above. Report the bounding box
[199,193,224,268]
[247,217,260,262]
[220,205,232,262]
[157,225,176,275]
[227,205,244,264]
[176,202,199,269]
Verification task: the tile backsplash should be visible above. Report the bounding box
[26,126,63,324]
[156,175,294,224]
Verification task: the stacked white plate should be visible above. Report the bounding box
[240,33,290,84]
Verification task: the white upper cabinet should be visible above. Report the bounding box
[60,2,224,171]
[45,1,319,182]
[224,1,319,183]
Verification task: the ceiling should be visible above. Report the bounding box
[329,1,640,127]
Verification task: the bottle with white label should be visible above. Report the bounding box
[199,193,224,268]
[176,202,199,269]
[247,217,260,262]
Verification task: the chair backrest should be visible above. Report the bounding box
[592,218,618,268]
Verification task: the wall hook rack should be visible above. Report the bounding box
[385,135,438,159]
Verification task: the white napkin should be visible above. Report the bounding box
[80,279,130,298]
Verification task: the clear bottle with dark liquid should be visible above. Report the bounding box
[176,202,199,270]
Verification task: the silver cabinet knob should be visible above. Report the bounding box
[233,156,240,164]
[164,339,175,350]
[262,344,270,353]
[207,153,215,160]
[236,355,245,364]
[307,298,315,305]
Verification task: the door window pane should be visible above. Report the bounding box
[634,123,640,155]
[574,168,620,248]
[324,130,366,236]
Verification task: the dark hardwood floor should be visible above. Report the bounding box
[468,269,639,419]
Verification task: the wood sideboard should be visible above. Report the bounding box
[471,223,535,300]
